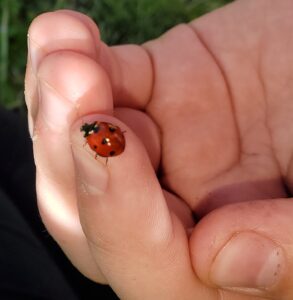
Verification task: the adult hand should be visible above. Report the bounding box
[25,1,293,299]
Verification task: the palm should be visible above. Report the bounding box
[141,2,292,220]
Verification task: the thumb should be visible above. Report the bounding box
[190,199,293,300]
[70,114,199,299]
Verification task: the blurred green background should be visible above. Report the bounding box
[0,0,233,109]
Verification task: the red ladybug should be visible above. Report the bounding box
[81,121,125,159]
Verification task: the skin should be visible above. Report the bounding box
[24,0,293,299]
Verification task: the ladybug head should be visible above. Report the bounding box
[80,121,99,137]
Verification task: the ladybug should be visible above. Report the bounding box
[81,121,125,160]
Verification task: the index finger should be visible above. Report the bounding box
[26,10,153,112]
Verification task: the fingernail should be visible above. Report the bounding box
[71,122,109,195]
[38,79,74,132]
[210,232,283,291]
[28,34,42,74]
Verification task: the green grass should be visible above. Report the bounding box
[0,0,233,109]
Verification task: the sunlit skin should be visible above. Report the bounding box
[25,1,293,299]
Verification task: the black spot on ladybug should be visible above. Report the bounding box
[109,150,115,156]
[109,126,116,132]
[102,138,107,145]
[93,145,97,149]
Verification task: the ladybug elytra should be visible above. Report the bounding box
[81,121,125,159]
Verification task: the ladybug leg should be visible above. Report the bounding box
[106,157,109,165]
[95,153,98,160]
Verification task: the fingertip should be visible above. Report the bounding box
[70,112,172,245]
[190,200,292,298]
[105,45,153,108]
[37,50,112,107]
[28,10,98,72]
